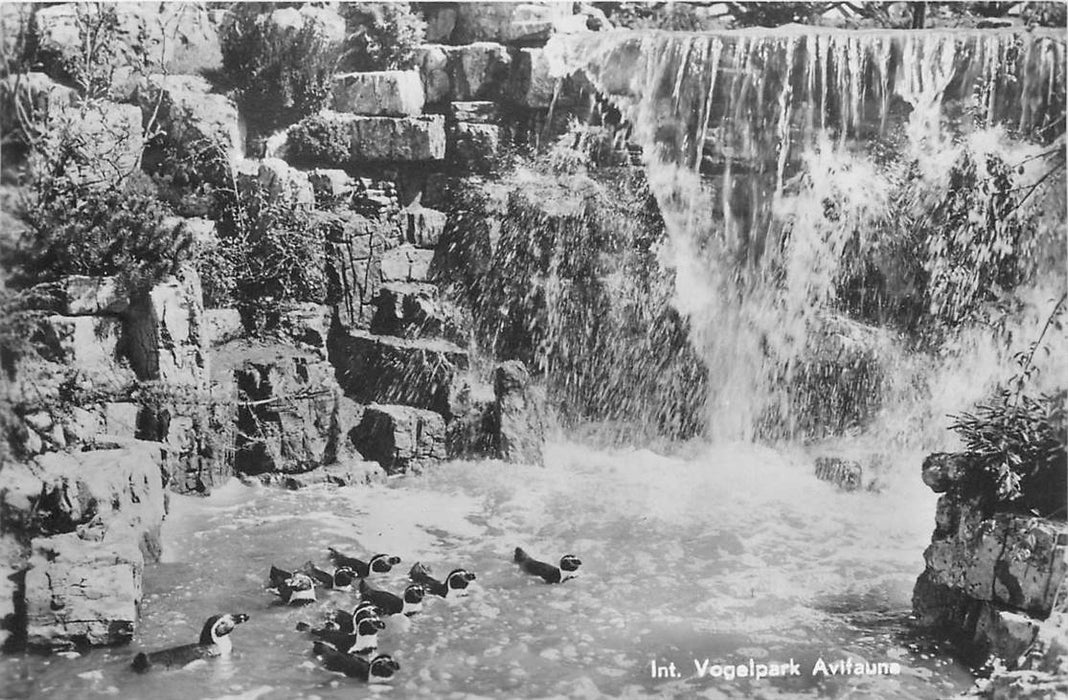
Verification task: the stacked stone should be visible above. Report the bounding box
[912,453,1068,676]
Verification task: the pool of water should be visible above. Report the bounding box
[1,440,976,699]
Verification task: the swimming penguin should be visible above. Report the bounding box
[312,644,400,682]
[359,579,426,617]
[301,561,358,591]
[327,548,401,578]
[408,562,477,598]
[299,613,385,654]
[514,547,582,583]
[131,613,249,672]
[268,566,317,605]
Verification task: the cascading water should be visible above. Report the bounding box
[546,27,1067,443]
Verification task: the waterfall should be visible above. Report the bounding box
[547,28,1067,442]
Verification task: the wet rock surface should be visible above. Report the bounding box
[352,404,447,474]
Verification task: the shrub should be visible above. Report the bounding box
[16,173,187,296]
[338,2,425,72]
[208,183,327,330]
[287,112,351,166]
[219,4,341,131]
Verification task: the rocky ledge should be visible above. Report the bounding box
[912,452,1068,698]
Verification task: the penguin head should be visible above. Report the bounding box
[199,613,250,645]
[333,567,357,589]
[286,572,315,591]
[352,600,379,623]
[446,569,476,592]
[355,615,385,636]
[370,554,401,573]
[403,584,426,605]
[368,654,400,682]
[559,555,582,572]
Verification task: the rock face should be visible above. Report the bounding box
[352,404,447,473]
[329,329,469,416]
[138,73,242,161]
[125,266,209,386]
[492,361,546,465]
[452,2,573,44]
[912,451,1068,673]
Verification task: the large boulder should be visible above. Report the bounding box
[415,43,511,103]
[35,101,144,189]
[0,72,76,139]
[23,532,144,651]
[138,73,242,162]
[324,210,402,329]
[44,275,128,316]
[332,70,426,117]
[380,244,436,283]
[226,342,341,475]
[352,404,446,474]
[31,315,134,392]
[329,329,469,416]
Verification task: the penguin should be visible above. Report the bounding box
[327,548,401,578]
[268,566,317,605]
[312,644,400,682]
[300,613,385,655]
[359,579,426,617]
[408,562,477,598]
[301,561,358,592]
[131,613,249,672]
[514,547,582,584]
[298,600,380,638]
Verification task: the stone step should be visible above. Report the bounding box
[332,70,425,117]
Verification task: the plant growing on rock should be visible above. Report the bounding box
[338,2,426,72]
[287,112,352,167]
[950,295,1067,517]
[219,3,342,132]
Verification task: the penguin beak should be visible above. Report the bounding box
[465,572,477,581]
[388,556,401,565]
[232,613,250,624]
[375,619,386,630]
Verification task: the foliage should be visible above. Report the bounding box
[287,112,351,166]
[219,3,341,132]
[207,183,327,329]
[338,2,426,72]
[950,296,1067,514]
[30,2,159,99]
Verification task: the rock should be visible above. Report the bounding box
[31,315,130,388]
[125,266,208,386]
[204,308,244,346]
[449,100,499,124]
[329,329,469,416]
[423,4,457,43]
[309,168,354,204]
[291,112,447,164]
[102,403,139,441]
[492,361,545,465]
[414,45,450,104]
[445,377,496,459]
[0,72,76,139]
[403,206,448,248]
[813,457,863,492]
[381,245,437,283]
[138,74,242,163]
[450,122,503,172]
[231,344,340,475]
[43,101,143,188]
[277,303,332,358]
[279,461,387,489]
[370,282,445,339]
[921,513,1067,618]
[25,446,166,555]
[414,42,511,103]
[255,158,315,207]
[332,70,425,117]
[922,452,972,493]
[44,276,127,316]
[352,404,446,473]
[510,48,556,108]
[324,211,399,328]
[452,2,573,44]
[24,532,143,650]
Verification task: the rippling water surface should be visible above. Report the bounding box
[1,441,975,699]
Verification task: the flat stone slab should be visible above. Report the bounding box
[332,70,425,117]
[295,112,447,164]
